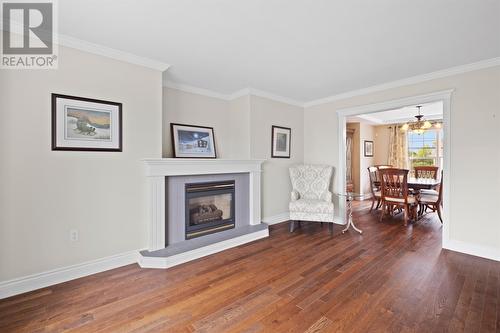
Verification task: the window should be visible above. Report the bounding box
[407,128,443,170]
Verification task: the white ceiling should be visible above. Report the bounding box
[58,0,500,103]
[347,101,443,125]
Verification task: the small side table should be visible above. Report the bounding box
[335,192,363,234]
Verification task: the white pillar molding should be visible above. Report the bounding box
[148,176,166,251]
[249,170,261,225]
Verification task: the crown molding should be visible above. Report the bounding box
[244,88,304,107]
[304,57,500,108]
[58,34,170,71]
[163,82,304,107]
[350,114,384,125]
[1,22,170,71]
[163,80,234,100]
[164,57,499,109]
[229,88,252,100]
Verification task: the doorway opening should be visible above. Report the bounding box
[337,90,452,246]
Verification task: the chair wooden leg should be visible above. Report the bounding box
[369,198,375,212]
[289,221,296,233]
[403,205,408,226]
[436,205,443,223]
[379,203,386,222]
[375,199,381,210]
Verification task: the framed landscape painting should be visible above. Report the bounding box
[271,125,291,158]
[171,123,217,158]
[52,94,122,151]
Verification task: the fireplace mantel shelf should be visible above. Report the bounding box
[143,158,265,177]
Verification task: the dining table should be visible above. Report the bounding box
[373,178,440,192]
[407,178,440,191]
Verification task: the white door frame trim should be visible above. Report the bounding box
[336,89,453,248]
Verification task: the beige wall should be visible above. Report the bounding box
[249,96,304,217]
[359,123,375,195]
[162,88,304,219]
[347,122,375,195]
[373,125,390,166]
[0,46,163,281]
[162,88,251,159]
[304,66,500,252]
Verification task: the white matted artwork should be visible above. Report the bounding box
[271,125,291,158]
[364,140,374,157]
[171,123,217,158]
[52,94,122,151]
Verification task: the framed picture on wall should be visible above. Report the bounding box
[171,123,217,158]
[364,140,374,157]
[271,125,291,158]
[52,94,122,151]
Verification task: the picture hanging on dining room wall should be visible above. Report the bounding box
[170,123,217,158]
[364,140,374,157]
[271,125,291,158]
[52,94,122,151]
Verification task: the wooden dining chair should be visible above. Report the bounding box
[418,170,443,223]
[415,166,440,195]
[367,166,381,212]
[372,165,393,185]
[379,168,418,226]
[414,166,439,179]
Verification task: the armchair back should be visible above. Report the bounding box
[289,165,333,200]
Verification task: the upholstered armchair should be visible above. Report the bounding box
[289,165,335,233]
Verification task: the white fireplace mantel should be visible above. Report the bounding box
[143,158,265,251]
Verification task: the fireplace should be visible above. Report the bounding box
[185,180,235,240]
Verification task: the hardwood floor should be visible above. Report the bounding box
[1,201,499,332]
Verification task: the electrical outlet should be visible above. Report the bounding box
[70,229,79,242]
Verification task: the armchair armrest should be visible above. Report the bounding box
[321,191,333,202]
[291,190,300,201]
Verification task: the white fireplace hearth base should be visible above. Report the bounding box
[139,158,268,269]
[139,224,268,268]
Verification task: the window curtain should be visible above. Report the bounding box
[388,126,409,169]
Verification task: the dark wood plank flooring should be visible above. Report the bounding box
[1,201,499,332]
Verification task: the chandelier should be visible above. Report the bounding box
[401,105,441,134]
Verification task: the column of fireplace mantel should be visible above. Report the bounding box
[143,158,265,251]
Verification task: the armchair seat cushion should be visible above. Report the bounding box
[289,199,334,214]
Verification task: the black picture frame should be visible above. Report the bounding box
[271,125,291,158]
[51,94,122,152]
[170,123,217,158]
[364,140,374,157]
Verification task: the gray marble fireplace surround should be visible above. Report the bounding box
[166,173,250,244]
[138,159,269,269]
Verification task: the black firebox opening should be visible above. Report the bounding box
[185,180,235,240]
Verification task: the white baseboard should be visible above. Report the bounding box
[443,240,500,262]
[0,249,143,300]
[262,212,290,225]
[139,228,269,269]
